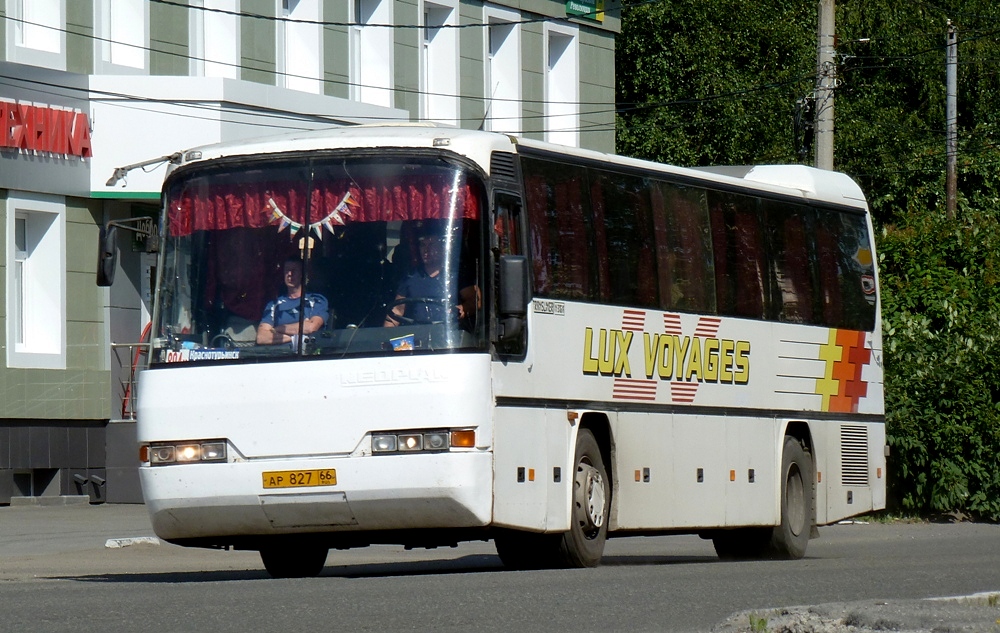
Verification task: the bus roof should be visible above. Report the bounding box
[170,124,868,211]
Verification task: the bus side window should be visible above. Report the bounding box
[656,182,716,314]
[592,169,657,308]
[522,160,595,301]
[763,201,818,325]
[709,191,768,320]
[493,193,523,257]
[817,211,877,331]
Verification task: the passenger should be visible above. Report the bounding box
[384,229,479,327]
[257,258,329,344]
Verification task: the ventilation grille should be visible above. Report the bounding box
[490,152,519,186]
[840,425,869,486]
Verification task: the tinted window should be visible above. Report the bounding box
[709,191,768,320]
[655,183,716,313]
[522,158,596,300]
[592,170,658,308]
[815,210,877,330]
[763,200,817,324]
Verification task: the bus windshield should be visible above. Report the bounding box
[153,155,487,364]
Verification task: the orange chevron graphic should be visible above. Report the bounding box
[816,329,870,413]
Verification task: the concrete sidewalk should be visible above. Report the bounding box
[0,503,265,580]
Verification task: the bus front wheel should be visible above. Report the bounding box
[493,429,610,569]
[557,428,610,567]
[260,545,329,578]
[767,435,813,559]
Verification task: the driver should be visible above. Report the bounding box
[257,258,329,344]
[384,229,479,327]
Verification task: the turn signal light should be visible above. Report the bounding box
[450,430,475,448]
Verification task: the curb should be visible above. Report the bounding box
[104,536,160,549]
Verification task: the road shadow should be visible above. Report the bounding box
[601,554,718,566]
[52,551,730,584]
[52,554,504,583]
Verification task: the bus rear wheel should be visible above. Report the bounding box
[260,544,329,578]
[766,435,813,559]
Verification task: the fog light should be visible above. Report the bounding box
[372,434,397,452]
[423,431,450,451]
[398,434,423,451]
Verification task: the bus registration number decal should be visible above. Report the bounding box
[262,469,337,489]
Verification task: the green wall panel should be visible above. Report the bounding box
[66,0,94,75]
[151,0,191,76]
[323,0,350,99]
[241,0,276,85]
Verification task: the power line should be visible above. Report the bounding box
[0,13,621,110]
[148,0,624,29]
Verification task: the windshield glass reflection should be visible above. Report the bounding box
[154,156,486,364]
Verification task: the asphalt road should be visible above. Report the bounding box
[1,504,999,633]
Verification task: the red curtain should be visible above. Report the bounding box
[167,177,481,237]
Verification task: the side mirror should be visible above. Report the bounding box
[497,255,528,343]
[96,225,118,287]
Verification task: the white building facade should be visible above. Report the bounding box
[0,0,618,503]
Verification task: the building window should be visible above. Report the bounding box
[279,0,322,93]
[351,0,393,107]
[544,23,579,147]
[5,0,66,70]
[420,0,458,126]
[95,0,148,71]
[484,4,520,135]
[190,0,240,78]
[5,193,66,370]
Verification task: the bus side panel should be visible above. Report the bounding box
[492,407,573,532]
[723,416,780,527]
[815,420,886,524]
[609,411,674,529]
[613,413,778,530]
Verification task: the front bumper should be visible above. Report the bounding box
[140,451,493,542]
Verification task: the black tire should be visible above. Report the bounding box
[260,545,328,578]
[556,428,610,567]
[712,527,771,560]
[766,435,813,559]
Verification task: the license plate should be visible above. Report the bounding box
[262,469,337,489]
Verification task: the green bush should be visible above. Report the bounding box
[879,205,1000,520]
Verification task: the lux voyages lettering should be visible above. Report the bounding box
[583,328,633,377]
[642,333,750,384]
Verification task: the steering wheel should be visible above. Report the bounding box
[211,333,236,349]
[387,297,453,325]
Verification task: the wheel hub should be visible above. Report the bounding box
[576,463,606,533]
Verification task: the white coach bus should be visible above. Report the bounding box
[122,124,884,577]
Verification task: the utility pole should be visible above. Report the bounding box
[815,0,836,170]
[946,20,958,219]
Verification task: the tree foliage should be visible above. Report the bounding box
[617,0,1000,519]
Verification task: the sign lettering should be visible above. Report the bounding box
[0,99,92,159]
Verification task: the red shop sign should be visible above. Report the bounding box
[1,99,92,158]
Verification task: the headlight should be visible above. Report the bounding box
[145,440,228,466]
[397,434,423,451]
[371,434,398,452]
[370,429,472,454]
